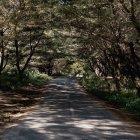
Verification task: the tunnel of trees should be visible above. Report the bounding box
[0,0,140,118]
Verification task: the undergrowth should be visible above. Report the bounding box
[0,68,51,90]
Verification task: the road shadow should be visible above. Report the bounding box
[2,77,140,140]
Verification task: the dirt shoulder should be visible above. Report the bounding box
[0,84,48,135]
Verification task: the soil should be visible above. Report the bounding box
[0,84,48,134]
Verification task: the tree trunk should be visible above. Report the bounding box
[0,30,4,87]
[129,42,140,78]
[18,71,24,83]
[15,39,23,82]
[0,72,2,88]
[114,77,121,92]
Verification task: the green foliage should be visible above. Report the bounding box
[126,99,140,116]
[68,62,85,76]
[81,73,113,92]
[1,0,140,96]
[107,94,130,107]
[0,73,20,89]
[25,69,51,86]
[0,68,51,89]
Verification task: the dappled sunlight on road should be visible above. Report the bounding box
[2,77,140,140]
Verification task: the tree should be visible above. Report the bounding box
[3,0,46,82]
[56,0,140,92]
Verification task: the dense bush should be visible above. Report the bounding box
[126,99,140,116]
[25,69,51,86]
[0,68,51,89]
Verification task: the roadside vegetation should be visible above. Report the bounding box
[80,74,140,119]
[1,68,51,89]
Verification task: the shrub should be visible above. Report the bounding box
[25,69,51,86]
[107,94,129,107]
[126,99,140,116]
[0,69,51,89]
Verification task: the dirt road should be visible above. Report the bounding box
[2,77,140,140]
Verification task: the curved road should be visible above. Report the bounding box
[2,77,140,140]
